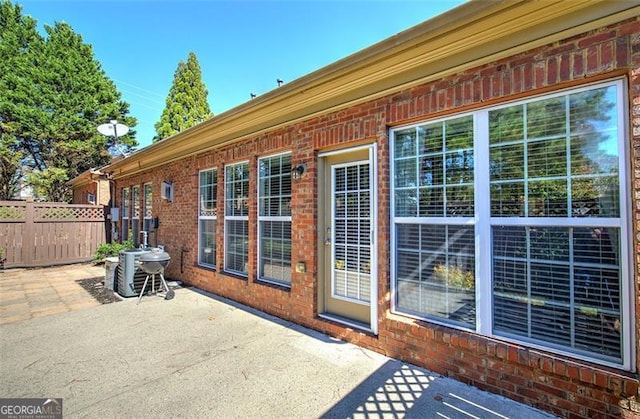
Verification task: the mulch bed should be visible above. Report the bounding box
[77,276,122,304]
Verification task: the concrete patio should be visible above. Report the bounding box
[0,264,105,325]
[0,265,555,418]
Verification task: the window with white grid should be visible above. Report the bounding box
[391,80,632,368]
[121,188,130,242]
[489,84,625,363]
[332,162,372,302]
[199,168,217,268]
[143,183,152,234]
[131,185,140,246]
[394,115,476,328]
[224,162,249,276]
[258,153,292,285]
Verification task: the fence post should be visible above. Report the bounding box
[23,198,34,266]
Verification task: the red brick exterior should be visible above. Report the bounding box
[72,183,96,205]
[72,179,110,206]
[115,17,640,418]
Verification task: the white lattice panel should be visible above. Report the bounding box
[35,204,104,221]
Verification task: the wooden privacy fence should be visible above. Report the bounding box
[0,200,106,268]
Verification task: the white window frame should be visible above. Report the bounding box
[257,152,292,287]
[121,187,130,242]
[143,183,152,234]
[330,159,374,304]
[131,185,141,246]
[224,161,250,276]
[392,114,476,328]
[390,79,633,370]
[199,168,218,269]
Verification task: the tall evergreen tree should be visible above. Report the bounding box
[154,52,211,142]
[0,0,138,201]
[0,0,37,199]
[27,22,138,201]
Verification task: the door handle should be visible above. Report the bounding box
[324,227,331,246]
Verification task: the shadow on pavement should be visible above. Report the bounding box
[187,286,552,418]
[321,360,541,418]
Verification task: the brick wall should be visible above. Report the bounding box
[72,179,110,206]
[72,183,95,205]
[115,16,640,418]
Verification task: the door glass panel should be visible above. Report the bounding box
[333,162,371,303]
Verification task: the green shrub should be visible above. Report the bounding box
[432,264,475,290]
[94,240,134,261]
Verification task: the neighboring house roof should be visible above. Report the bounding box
[104,0,638,179]
[66,168,106,188]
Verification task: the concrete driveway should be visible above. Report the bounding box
[0,273,554,418]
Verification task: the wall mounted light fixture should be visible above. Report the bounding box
[291,163,307,180]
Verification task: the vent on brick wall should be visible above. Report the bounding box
[161,181,173,202]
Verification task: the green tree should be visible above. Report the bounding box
[0,0,38,199]
[0,136,22,200]
[0,1,138,202]
[24,167,67,202]
[29,22,137,201]
[154,52,211,142]
[488,87,617,217]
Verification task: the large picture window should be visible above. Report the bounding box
[391,80,631,368]
[199,168,217,268]
[258,153,292,285]
[224,162,249,276]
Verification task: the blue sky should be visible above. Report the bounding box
[17,0,466,148]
